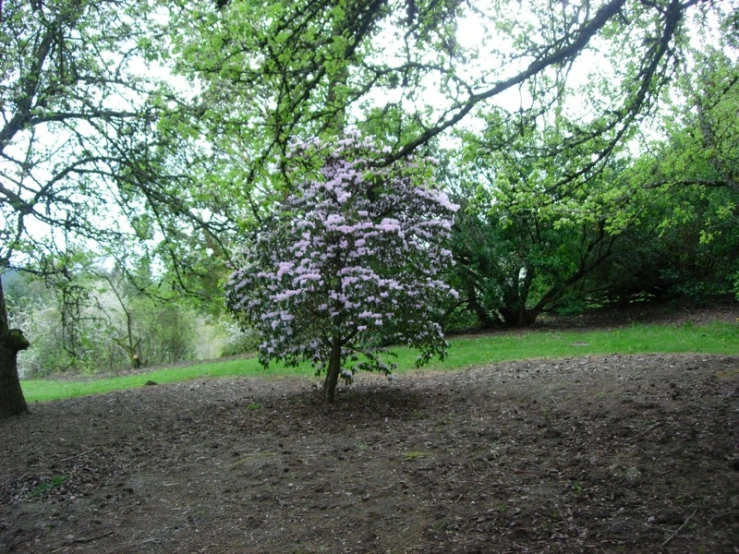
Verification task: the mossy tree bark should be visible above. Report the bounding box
[0,274,30,418]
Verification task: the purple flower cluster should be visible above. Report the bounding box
[226,132,459,376]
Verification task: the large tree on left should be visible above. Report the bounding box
[0,0,225,418]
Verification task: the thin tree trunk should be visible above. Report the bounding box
[0,274,30,418]
[101,272,142,369]
[322,334,342,403]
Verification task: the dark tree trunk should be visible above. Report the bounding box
[500,304,537,327]
[500,289,535,327]
[0,274,30,418]
[322,335,342,403]
[499,266,538,327]
[466,281,495,329]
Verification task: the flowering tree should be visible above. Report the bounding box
[226,132,459,402]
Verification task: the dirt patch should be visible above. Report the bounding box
[1,348,738,553]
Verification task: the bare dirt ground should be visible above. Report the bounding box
[1,303,738,554]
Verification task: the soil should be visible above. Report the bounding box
[1,303,738,553]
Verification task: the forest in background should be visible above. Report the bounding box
[4,266,260,378]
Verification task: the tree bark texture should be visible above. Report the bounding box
[0,275,30,418]
[322,335,342,403]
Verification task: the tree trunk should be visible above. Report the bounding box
[0,274,30,418]
[500,303,537,327]
[322,335,342,403]
[466,281,495,329]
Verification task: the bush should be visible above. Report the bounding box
[220,321,261,357]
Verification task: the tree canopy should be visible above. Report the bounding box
[162,0,732,212]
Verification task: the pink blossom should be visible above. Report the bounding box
[225,131,456,387]
[276,262,294,279]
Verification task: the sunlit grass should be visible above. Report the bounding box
[399,321,739,372]
[22,357,311,402]
[21,321,739,403]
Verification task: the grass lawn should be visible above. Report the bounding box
[21,321,739,403]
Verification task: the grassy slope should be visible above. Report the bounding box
[21,321,739,402]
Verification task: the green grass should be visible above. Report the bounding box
[394,320,739,372]
[21,321,739,403]
[29,475,69,497]
[22,357,314,402]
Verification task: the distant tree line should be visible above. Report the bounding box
[4,261,256,378]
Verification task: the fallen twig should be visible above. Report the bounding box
[662,508,698,547]
[511,467,546,476]
[708,510,738,524]
[51,531,114,552]
[58,448,96,463]
[636,421,664,438]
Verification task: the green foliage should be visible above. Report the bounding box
[132,300,198,365]
[587,51,739,305]
[219,322,261,358]
[447,41,739,325]
[29,475,69,498]
[8,261,216,377]
[0,0,237,415]
[442,304,479,334]
[0,0,206,270]
[163,0,720,225]
[450,140,633,327]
